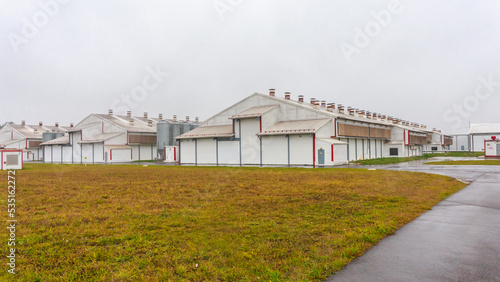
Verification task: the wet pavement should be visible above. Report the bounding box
[327,163,500,282]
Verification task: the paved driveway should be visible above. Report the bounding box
[327,164,500,282]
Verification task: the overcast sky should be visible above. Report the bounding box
[1,0,499,134]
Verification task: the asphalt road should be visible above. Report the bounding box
[327,164,500,282]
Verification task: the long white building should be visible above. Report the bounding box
[469,122,500,152]
[177,90,452,166]
[41,110,198,164]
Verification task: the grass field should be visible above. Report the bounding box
[0,164,466,281]
[353,151,483,165]
[427,160,500,165]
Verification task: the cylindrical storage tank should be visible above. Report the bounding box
[170,122,180,146]
[54,132,64,139]
[190,122,198,131]
[156,121,170,159]
[180,122,191,135]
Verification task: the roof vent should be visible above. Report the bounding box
[327,103,336,112]
[127,111,131,117]
[129,119,134,126]
[298,95,304,103]
[195,117,199,123]
[337,104,345,113]
[284,92,291,100]
[186,116,190,122]
[39,121,43,126]
[148,120,153,127]
[70,123,74,128]
[159,114,163,120]
[320,100,326,107]
[269,89,276,97]
[144,112,148,118]
[21,120,26,126]
[34,128,38,134]
[108,109,113,115]
[55,122,59,127]
[310,98,316,105]
[173,115,177,121]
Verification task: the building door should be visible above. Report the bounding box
[497,144,500,156]
[318,149,325,165]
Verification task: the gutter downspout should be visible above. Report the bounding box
[313,133,316,168]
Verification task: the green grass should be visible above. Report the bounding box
[353,151,483,165]
[0,164,466,281]
[427,160,500,165]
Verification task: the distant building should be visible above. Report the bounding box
[469,122,500,152]
[41,110,198,164]
[0,121,70,161]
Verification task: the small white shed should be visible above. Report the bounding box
[484,139,500,157]
[1,149,23,170]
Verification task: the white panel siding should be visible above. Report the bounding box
[334,144,349,165]
[218,140,239,165]
[110,149,132,162]
[289,135,312,165]
[197,139,216,164]
[240,119,260,165]
[262,135,288,165]
[180,139,196,164]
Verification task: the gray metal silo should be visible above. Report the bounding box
[180,122,191,135]
[42,132,56,143]
[171,122,180,145]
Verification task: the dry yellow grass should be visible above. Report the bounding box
[0,164,466,281]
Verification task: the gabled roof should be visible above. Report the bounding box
[317,138,348,145]
[176,125,234,139]
[41,136,70,146]
[229,105,278,119]
[78,132,123,144]
[258,118,331,136]
[7,124,70,139]
[104,145,132,150]
[92,114,158,133]
[67,122,102,132]
[469,122,500,134]
[0,139,25,146]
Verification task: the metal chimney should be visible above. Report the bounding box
[144,112,148,118]
[127,111,131,117]
[284,92,291,100]
[269,89,276,97]
[108,109,113,115]
[298,95,304,103]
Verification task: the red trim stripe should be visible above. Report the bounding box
[313,134,316,168]
[331,144,334,162]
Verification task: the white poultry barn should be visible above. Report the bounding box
[177,90,454,167]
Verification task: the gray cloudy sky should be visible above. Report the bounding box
[1,0,500,134]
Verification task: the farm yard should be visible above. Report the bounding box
[0,164,466,281]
